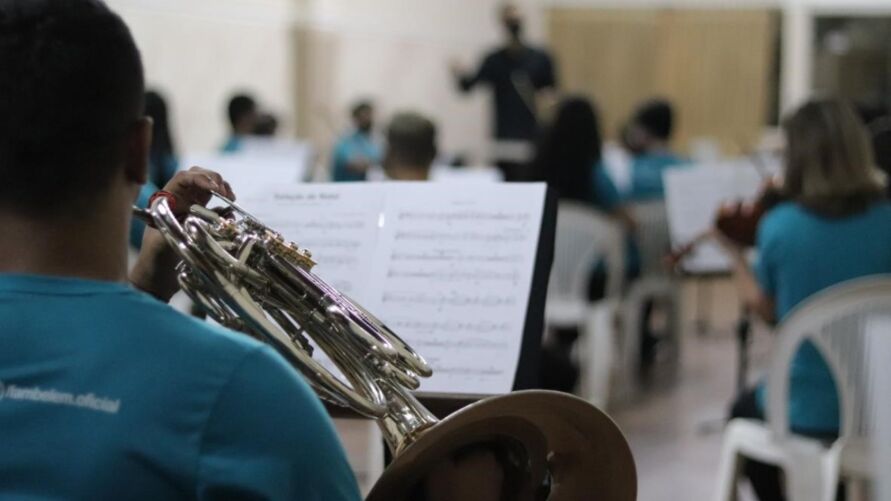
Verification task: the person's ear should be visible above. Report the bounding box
[123,117,152,185]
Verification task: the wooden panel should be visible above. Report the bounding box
[549,9,663,140]
[548,8,777,155]
[659,10,776,154]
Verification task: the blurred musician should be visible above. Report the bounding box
[382,111,438,181]
[331,100,382,182]
[718,99,891,501]
[130,90,181,250]
[0,1,359,499]
[220,93,258,153]
[451,2,557,180]
[621,99,687,202]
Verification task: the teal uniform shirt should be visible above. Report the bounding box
[626,152,687,201]
[220,135,242,154]
[0,274,361,501]
[331,130,381,182]
[754,201,891,434]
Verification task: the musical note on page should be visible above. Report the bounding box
[366,183,546,396]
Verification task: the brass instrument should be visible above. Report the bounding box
[134,193,636,500]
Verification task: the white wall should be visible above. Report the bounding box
[298,0,550,164]
[106,0,298,153]
[104,0,891,160]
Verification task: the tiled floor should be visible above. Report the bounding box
[610,278,768,501]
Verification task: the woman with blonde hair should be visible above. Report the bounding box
[721,98,891,501]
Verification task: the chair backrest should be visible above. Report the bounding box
[550,201,625,303]
[765,275,891,444]
[628,200,672,278]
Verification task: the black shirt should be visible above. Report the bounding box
[458,46,557,141]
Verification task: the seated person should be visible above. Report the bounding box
[382,111,437,181]
[131,90,180,250]
[528,96,638,390]
[719,99,891,501]
[0,2,359,499]
[529,96,633,226]
[145,90,179,188]
[220,93,258,153]
[622,99,687,201]
[332,100,382,182]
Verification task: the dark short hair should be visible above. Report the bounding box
[0,0,144,216]
[351,100,373,118]
[227,94,256,129]
[253,113,278,137]
[386,112,437,170]
[633,99,674,140]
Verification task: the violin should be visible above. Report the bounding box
[714,185,786,247]
[667,184,787,268]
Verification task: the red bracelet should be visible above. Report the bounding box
[148,190,177,212]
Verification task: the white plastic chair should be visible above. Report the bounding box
[546,201,625,407]
[715,275,891,501]
[618,200,682,399]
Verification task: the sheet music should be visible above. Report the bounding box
[367,184,545,395]
[234,183,546,396]
[663,161,764,273]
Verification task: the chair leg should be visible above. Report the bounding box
[715,437,742,501]
[618,295,642,402]
[580,304,613,408]
[784,452,828,501]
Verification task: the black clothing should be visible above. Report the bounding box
[458,46,556,141]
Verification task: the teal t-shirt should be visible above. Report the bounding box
[331,131,381,182]
[626,152,687,201]
[220,135,242,154]
[754,201,891,434]
[0,274,360,501]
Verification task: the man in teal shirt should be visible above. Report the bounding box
[622,99,687,201]
[220,93,258,154]
[331,101,382,181]
[0,2,360,499]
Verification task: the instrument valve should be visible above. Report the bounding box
[267,234,317,270]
